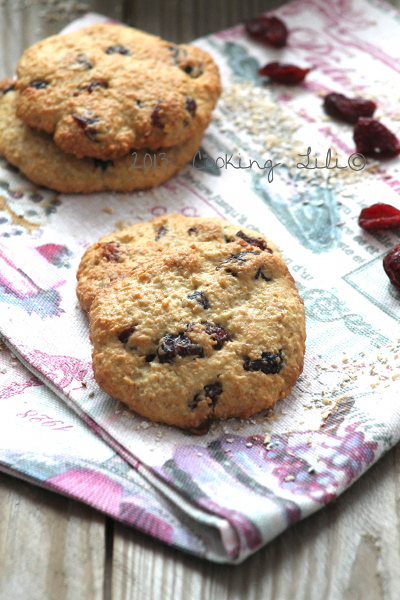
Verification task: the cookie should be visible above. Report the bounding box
[0,88,205,193]
[76,213,281,313]
[89,240,305,431]
[15,23,221,160]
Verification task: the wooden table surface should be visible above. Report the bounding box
[1,1,400,599]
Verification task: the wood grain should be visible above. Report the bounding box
[0,472,105,600]
[111,441,400,600]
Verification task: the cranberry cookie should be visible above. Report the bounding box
[76,214,281,313]
[89,240,305,431]
[0,88,205,193]
[14,24,221,160]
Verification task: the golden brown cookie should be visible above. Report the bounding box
[14,24,221,160]
[76,214,281,313]
[89,240,305,431]
[0,88,205,193]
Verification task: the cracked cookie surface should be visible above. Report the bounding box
[76,213,281,313]
[15,24,221,160]
[89,240,305,431]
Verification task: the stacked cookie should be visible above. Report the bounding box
[0,24,221,193]
[78,214,306,433]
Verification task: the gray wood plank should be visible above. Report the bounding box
[0,472,106,600]
[111,441,400,600]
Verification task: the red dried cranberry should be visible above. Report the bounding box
[244,350,284,374]
[151,104,164,128]
[187,290,209,309]
[383,245,400,290]
[185,97,197,116]
[101,241,120,261]
[353,118,400,159]
[259,62,311,85]
[157,332,204,363]
[358,203,400,230]
[72,113,100,140]
[234,230,272,251]
[323,93,376,124]
[105,45,130,55]
[118,326,136,344]
[29,80,49,89]
[245,15,288,48]
[201,322,231,349]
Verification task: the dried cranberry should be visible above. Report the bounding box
[28,80,49,89]
[244,350,284,374]
[85,80,108,93]
[216,250,260,274]
[323,93,376,124]
[187,291,209,309]
[182,63,203,78]
[101,241,120,261]
[155,226,167,240]
[72,114,100,140]
[245,15,288,48]
[105,45,130,55]
[188,227,197,236]
[151,104,164,128]
[93,158,114,171]
[168,45,188,64]
[234,230,272,251]
[358,203,400,230]
[118,326,136,344]
[353,118,400,159]
[157,332,204,363]
[76,54,93,69]
[255,268,271,281]
[190,382,222,410]
[185,97,197,117]
[259,62,311,85]
[383,245,400,290]
[201,322,231,349]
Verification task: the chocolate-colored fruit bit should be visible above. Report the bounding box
[157,332,204,363]
[187,290,209,309]
[29,80,49,89]
[234,230,271,251]
[118,326,136,344]
[244,350,284,374]
[105,45,130,55]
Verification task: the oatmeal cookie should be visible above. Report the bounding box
[0,88,205,193]
[15,24,221,160]
[89,240,305,431]
[76,213,281,313]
